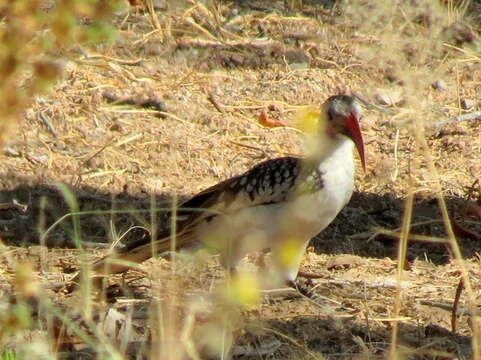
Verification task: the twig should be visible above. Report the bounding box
[0,200,28,212]
[353,91,480,130]
[102,91,167,118]
[434,111,481,128]
[258,111,289,128]
[311,278,412,289]
[352,91,395,113]
[206,92,225,113]
[228,140,270,157]
[281,32,323,41]
[176,37,287,53]
[297,271,324,279]
[81,54,144,67]
[24,152,43,165]
[82,139,115,167]
[452,278,464,332]
[370,228,450,244]
[421,300,471,315]
[38,112,59,138]
[465,179,480,204]
[392,129,400,181]
[82,241,123,249]
[145,0,163,33]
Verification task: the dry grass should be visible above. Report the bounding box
[0,0,480,359]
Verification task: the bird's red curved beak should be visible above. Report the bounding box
[346,113,366,172]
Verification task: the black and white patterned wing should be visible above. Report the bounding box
[180,156,317,218]
[121,156,324,253]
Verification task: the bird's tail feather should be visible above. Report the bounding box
[68,231,197,291]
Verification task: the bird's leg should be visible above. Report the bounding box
[228,266,237,279]
[286,279,315,298]
[287,278,346,312]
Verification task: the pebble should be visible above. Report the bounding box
[375,89,404,106]
[109,121,124,132]
[144,43,163,56]
[432,79,447,91]
[3,147,20,157]
[153,0,168,10]
[229,54,245,66]
[244,73,257,82]
[268,103,283,112]
[461,98,475,110]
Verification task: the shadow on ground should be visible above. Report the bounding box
[0,173,479,265]
[1,173,479,359]
[257,316,472,359]
[0,173,174,249]
[60,313,473,359]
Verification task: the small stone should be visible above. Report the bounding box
[432,79,447,91]
[375,89,404,106]
[86,156,105,169]
[3,147,20,157]
[229,54,245,66]
[244,73,257,82]
[144,43,163,56]
[461,98,475,110]
[268,103,283,112]
[210,166,221,177]
[198,62,211,73]
[384,68,403,84]
[109,121,124,132]
[153,0,168,11]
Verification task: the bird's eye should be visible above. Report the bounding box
[327,108,336,121]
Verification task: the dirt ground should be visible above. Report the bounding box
[0,1,481,359]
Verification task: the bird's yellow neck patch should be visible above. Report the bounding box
[291,105,327,135]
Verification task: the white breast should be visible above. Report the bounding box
[280,138,355,238]
[317,138,355,218]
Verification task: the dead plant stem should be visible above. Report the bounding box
[389,185,414,359]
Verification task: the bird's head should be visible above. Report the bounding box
[321,95,366,171]
[272,95,366,171]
